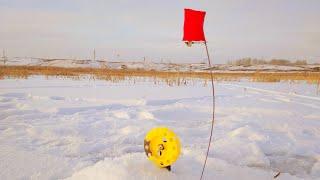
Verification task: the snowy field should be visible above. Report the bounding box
[0,76,320,180]
[4,57,320,72]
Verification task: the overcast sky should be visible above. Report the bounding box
[0,0,319,63]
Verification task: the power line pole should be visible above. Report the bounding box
[2,49,7,65]
[93,49,96,61]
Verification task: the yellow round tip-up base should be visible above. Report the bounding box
[144,127,181,168]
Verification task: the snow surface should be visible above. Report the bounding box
[0,77,320,180]
[3,57,319,72]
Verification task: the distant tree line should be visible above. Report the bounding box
[227,58,308,66]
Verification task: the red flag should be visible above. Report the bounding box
[183,9,206,43]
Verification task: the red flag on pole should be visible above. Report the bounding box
[182,8,215,180]
[183,8,206,46]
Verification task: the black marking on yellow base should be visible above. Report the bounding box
[165,166,171,171]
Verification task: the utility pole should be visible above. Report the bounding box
[2,49,7,65]
[93,49,96,61]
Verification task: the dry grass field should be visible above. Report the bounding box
[1,65,319,86]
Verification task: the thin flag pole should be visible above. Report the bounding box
[200,41,216,180]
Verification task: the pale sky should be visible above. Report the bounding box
[0,0,319,63]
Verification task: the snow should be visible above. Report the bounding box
[0,76,319,180]
[4,57,104,68]
[3,57,319,72]
[225,64,307,71]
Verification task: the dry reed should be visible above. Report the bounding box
[1,65,319,86]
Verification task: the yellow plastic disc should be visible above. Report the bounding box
[144,127,181,168]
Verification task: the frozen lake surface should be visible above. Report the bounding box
[0,77,319,179]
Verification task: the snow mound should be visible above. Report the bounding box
[311,161,320,177]
[137,110,155,120]
[67,152,301,180]
[214,138,270,168]
[113,111,130,119]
